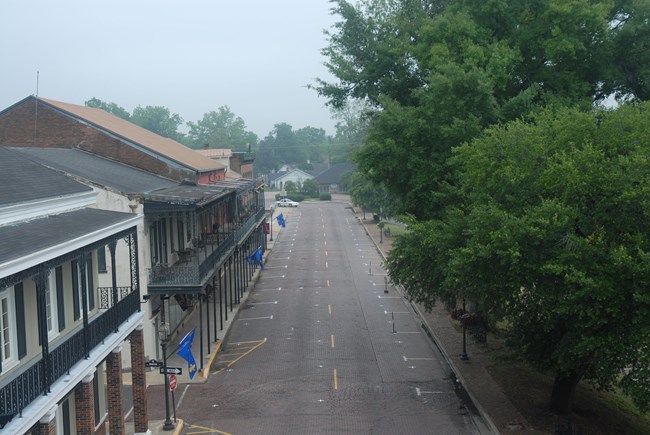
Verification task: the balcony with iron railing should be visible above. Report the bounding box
[147,207,265,289]
[0,286,140,424]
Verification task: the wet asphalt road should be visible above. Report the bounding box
[177,202,480,434]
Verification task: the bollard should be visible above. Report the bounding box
[369,261,372,275]
[392,311,396,334]
[384,276,388,294]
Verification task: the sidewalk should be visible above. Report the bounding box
[356,210,540,435]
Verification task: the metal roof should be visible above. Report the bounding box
[0,208,138,267]
[0,147,92,206]
[11,147,177,195]
[31,97,225,173]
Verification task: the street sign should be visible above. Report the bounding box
[169,374,177,392]
[160,366,183,375]
[144,359,163,368]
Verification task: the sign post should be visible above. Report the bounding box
[169,374,178,422]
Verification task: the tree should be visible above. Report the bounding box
[348,171,398,219]
[284,180,298,194]
[387,104,650,413]
[85,98,131,120]
[130,105,186,143]
[187,106,258,151]
[317,0,650,220]
[301,179,320,197]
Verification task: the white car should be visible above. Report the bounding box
[276,198,299,207]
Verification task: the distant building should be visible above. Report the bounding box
[314,162,355,193]
[267,168,314,191]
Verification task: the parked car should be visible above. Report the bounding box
[276,198,299,207]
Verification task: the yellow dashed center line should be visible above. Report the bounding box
[327,280,330,287]
[325,261,329,268]
[328,304,332,316]
[333,369,338,390]
[331,334,335,348]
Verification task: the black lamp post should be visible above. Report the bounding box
[159,297,174,431]
[269,205,275,242]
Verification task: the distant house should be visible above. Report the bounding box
[315,162,355,193]
[0,96,227,184]
[268,168,314,190]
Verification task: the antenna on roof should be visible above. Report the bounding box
[33,70,39,146]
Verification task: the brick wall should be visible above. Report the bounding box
[106,350,125,435]
[75,379,95,435]
[129,328,149,433]
[0,98,192,181]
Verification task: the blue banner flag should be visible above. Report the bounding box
[177,328,198,379]
[277,213,286,228]
[246,246,264,269]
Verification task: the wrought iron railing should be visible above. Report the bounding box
[98,286,133,309]
[0,288,140,422]
[235,208,265,243]
[0,357,43,422]
[199,233,234,279]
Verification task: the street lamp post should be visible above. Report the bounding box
[269,205,275,242]
[159,297,174,431]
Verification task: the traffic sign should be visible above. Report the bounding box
[144,359,163,368]
[169,374,177,392]
[160,366,183,375]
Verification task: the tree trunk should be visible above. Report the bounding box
[549,370,582,414]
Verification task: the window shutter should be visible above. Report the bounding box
[87,255,95,311]
[14,283,27,359]
[56,266,65,331]
[72,261,80,321]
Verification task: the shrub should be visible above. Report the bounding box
[319,193,332,201]
[287,193,305,202]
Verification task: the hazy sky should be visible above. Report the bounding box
[0,0,339,138]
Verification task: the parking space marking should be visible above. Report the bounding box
[238,315,273,321]
[186,423,233,434]
[257,287,282,292]
[212,339,266,375]
[403,356,435,361]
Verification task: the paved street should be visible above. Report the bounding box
[171,202,481,434]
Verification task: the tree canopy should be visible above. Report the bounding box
[318,0,650,414]
[186,106,258,151]
[318,0,650,220]
[388,104,650,413]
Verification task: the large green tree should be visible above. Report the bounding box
[130,105,186,143]
[186,106,258,151]
[85,98,131,120]
[387,104,650,413]
[318,0,650,219]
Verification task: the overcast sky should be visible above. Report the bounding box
[0,0,339,138]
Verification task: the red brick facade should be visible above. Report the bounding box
[106,349,125,435]
[0,98,190,181]
[75,376,95,435]
[129,328,149,433]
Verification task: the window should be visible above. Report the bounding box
[97,245,107,273]
[45,271,58,340]
[0,287,17,371]
[73,255,95,321]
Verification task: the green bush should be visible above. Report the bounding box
[319,193,332,201]
[287,194,305,202]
